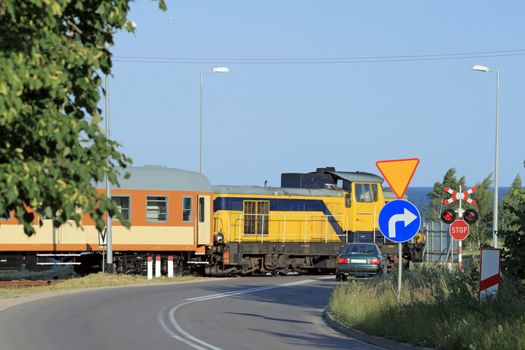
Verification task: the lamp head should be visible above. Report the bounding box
[211,67,230,73]
[472,65,490,73]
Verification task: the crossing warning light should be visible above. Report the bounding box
[463,209,479,225]
[441,209,457,224]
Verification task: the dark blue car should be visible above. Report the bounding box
[335,243,385,281]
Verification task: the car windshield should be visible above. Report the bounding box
[344,244,377,255]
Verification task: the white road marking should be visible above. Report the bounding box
[159,278,317,350]
[158,309,211,350]
[185,279,315,302]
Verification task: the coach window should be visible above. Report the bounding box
[243,200,269,235]
[147,196,168,222]
[199,197,205,223]
[182,197,192,223]
[112,196,130,221]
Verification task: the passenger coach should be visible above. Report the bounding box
[0,167,214,274]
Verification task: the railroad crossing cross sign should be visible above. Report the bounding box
[443,186,477,205]
[378,199,421,243]
[449,219,469,241]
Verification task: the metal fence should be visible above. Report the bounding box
[421,221,458,263]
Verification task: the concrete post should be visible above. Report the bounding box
[155,255,161,278]
[147,256,153,280]
[167,256,174,278]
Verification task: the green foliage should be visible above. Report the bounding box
[500,175,525,279]
[470,175,494,245]
[0,1,165,235]
[329,265,525,349]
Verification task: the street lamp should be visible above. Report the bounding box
[200,66,230,174]
[472,64,500,248]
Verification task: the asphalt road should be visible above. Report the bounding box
[0,275,383,350]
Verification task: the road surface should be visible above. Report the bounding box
[0,275,383,350]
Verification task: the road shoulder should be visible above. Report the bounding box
[0,277,226,313]
[322,309,433,350]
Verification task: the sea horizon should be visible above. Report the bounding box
[405,186,512,213]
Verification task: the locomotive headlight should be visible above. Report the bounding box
[214,232,225,244]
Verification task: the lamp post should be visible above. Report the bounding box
[200,66,230,174]
[104,73,113,272]
[472,64,500,248]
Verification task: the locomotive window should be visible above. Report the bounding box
[344,193,352,208]
[243,200,269,235]
[371,184,378,201]
[147,196,168,222]
[112,196,130,221]
[182,197,192,222]
[355,184,378,202]
[355,184,372,202]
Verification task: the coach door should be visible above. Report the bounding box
[197,195,211,245]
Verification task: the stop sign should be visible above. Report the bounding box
[450,219,469,240]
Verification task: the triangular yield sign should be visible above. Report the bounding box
[376,158,420,199]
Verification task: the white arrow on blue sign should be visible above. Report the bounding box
[378,199,421,243]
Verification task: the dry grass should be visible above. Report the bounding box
[329,264,525,350]
[0,273,200,299]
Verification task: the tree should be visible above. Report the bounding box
[470,175,493,247]
[499,175,525,279]
[0,1,165,234]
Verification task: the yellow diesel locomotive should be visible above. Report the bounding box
[207,167,388,275]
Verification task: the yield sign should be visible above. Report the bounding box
[376,158,420,199]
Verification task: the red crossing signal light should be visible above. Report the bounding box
[441,209,457,224]
[463,209,479,225]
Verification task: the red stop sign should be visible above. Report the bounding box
[450,219,469,240]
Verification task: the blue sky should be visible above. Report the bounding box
[107,0,525,187]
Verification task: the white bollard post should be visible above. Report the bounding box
[168,256,174,278]
[155,255,161,278]
[147,256,153,280]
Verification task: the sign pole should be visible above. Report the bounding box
[458,240,463,270]
[397,243,402,302]
[376,158,421,304]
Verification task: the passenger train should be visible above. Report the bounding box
[0,166,422,275]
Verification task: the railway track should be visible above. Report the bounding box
[0,280,65,288]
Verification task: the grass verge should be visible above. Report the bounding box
[329,264,525,350]
[0,273,200,299]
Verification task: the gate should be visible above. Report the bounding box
[421,221,458,263]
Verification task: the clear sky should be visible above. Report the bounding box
[107,0,525,187]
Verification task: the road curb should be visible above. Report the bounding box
[322,309,433,350]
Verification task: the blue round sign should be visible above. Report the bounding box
[378,199,421,243]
